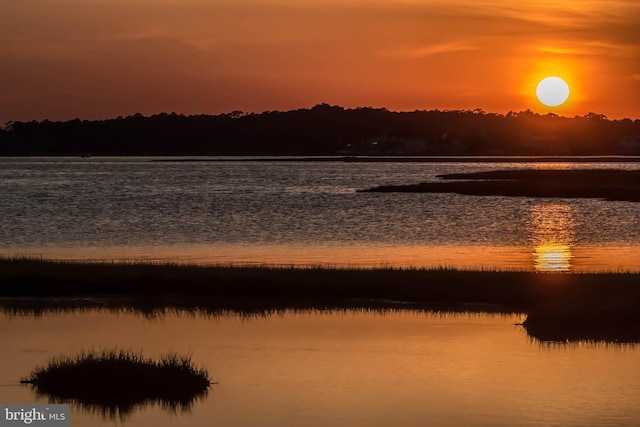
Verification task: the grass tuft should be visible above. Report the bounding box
[20,349,211,419]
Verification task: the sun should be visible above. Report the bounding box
[536,76,570,107]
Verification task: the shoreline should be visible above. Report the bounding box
[1,257,638,307]
[152,156,640,163]
[0,258,527,300]
[4,155,640,163]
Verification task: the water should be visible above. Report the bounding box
[3,158,640,426]
[1,157,639,270]
[1,309,639,427]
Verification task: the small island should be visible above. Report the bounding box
[20,349,212,418]
[359,169,640,203]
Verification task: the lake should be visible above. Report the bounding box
[1,309,639,426]
[1,157,640,271]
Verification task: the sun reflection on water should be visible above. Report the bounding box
[533,244,573,272]
[528,204,576,272]
[532,162,572,170]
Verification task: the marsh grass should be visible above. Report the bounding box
[523,302,640,344]
[20,349,211,419]
[2,257,639,307]
[4,257,640,343]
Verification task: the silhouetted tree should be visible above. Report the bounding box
[1,106,638,156]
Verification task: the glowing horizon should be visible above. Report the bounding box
[1,0,638,123]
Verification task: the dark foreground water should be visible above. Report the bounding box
[1,310,639,427]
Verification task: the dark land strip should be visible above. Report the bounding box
[2,259,640,343]
[152,156,640,163]
[3,106,639,157]
[359,169,640,202]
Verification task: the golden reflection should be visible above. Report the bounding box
[528,204,575,272]
[532,162,572,170]
[533,244,573,272]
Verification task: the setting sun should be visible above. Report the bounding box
[1,1,639,121]
[536,77,570,107]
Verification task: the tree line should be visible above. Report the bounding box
[1,104,639,156]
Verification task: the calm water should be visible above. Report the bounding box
[1,310,639,427]
[3,160,640,425]
[1,157,640,271]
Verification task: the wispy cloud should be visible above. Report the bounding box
[537,46,581,55]
[383,42,477,58]
[536,42,639,57]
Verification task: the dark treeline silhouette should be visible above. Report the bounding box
[1,104,640,156]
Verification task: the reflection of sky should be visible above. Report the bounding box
[528,204,575,271]
[3,310,640,427]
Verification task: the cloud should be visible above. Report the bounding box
[383,42,477,58]
[536,42,640,57]
[537,46,581,55]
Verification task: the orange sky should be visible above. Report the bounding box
[1,0,638,122]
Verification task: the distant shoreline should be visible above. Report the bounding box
[151,156,640,163]
[3,155,640,162]
[3,106,639,158]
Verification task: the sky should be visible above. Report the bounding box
[1,0,639,123]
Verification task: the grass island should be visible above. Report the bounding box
[20,349,211,417]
